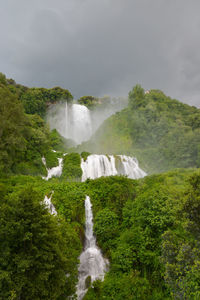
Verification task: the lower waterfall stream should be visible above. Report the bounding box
[76,196,109,300]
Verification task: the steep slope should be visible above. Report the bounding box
[0,77,70,176]
[84,169,200,299]
[1,73,200,299]
[79,85,200,173]
[2,169,200,299]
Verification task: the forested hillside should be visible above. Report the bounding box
[0,73,70,176]
[0,73,200,299]
[85,170,200,299]
[1,170,200,299]
[79,85,200,173]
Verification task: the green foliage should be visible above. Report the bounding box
[20,87,73,117]
[82,169,199,299]
[24,114,50,155]
[81,151,91,161]
[0,175,86,299]
[85,272,152,300]
[82,86,200,173]
[44,150,60,169]
[0,72,7,85]
[1,74,200,299]
[0,185,79,299]
[0,86,27,174]
[77,95,125,111]
[51,181,85,225]
[128,84,146,109]
[78,96,99,109]
[86,176,137,219]
[12,114,51,176]
[13,160,46,176]
[0,83,70,176]
[94,208,119,251]
[49,129,70,152]
[61,153,82,181]
[0,73,73,117]
[0,167,199,299]
[161,172,200,299]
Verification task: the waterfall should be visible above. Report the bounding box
[77,196,108,300]
[46,98,127,145]
[47,102,92,144]
[117,155,146,179]
[70,104,92,143]
[42,156,60,216]
[42,157,63,180]
[41,153,146,181]
[81,154,146,181]
[81,155,118,181]
[43,193,57,216]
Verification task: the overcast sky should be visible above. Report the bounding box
[1,0,200,107]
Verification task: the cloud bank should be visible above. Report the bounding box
[1,0,200,107]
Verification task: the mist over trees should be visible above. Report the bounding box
[81,84,200,173]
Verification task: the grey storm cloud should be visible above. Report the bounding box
[1,0,200,107]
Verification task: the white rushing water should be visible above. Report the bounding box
[117,155,146,178]
[46,98,127,146]
[43,193,57,216]
[77,196,108,300]
[42,157,61,216]
[42,157,63,180]
[81,155,117,181]
[81,154,146,181]
[41,154,146,181]
[47,102,92,144]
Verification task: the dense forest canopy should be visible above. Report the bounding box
[0,72,73,116]
[1,170,200,299]
[0,73,71,176]
[0,72,200,299]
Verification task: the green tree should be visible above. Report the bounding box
[0,73,7,85]
[128,84,145,109]
[77,96,98,109]
[0,86,26,174]
[61,153,82,181]
[21,87,73,117]
[94,208,119,251]
[0,186,75,300]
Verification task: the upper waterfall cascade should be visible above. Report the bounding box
[47,102,92,144]
[46,99,127,145]
[76,196,109,300]
[81,154,146,181]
